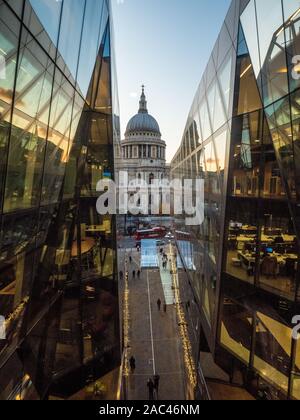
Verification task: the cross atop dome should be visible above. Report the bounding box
[139,84,148,114]
[125,85,161,136]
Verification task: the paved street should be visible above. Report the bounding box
[119,241,185,400]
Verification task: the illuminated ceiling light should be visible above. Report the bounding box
[277,67,288,74]
[240,64,252,79]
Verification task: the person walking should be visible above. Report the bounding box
[157,299,161,311]
[147,378,155,401]
[137,270,141,279]
[163,303,167,314]
[132,270,136,279]
[153,374,160,397]
[129,256,132,264]
[129,356,136,373]
[119,271,123,281]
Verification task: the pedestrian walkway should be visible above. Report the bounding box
[158,254,174,305]
[141,239,159,268]
[123,247,185,400]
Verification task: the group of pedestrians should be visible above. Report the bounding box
[126,254,141,280]
[147,375,160,400]
[132,269,141,280]
[157,298,167,314]
[124,245,167,400]
[129,356,161,400]
[160,249,170,271]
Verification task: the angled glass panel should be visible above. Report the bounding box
[255,0,284,66]
[0,3,20,210]
[29,0,62,47]
[5,0,24,16]
[220,298,252,365]
[284,2,300,93]
[258,199,298,299]
[77,0,104,97]
[256,0,288,106]
[237,24,248,57]
[224,0,239,42]
[292,340,300,399]
[240,0,261,78]
[230,112,262,199]
[214,128,228,179]
[205,56,216,90]
[235,56,262,116]
[95,27,112,114]
[217,22,233,69]
[254,312,290,398]
[57,0,85,79]
[199,100,212,141]
[218,52,233,118]
[4,34,52,212]
[291,89,300,199]
[205,140,218,197]
[265,97,296,200]
[0,3,21,106]
[213,83,227,132]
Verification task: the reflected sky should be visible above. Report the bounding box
[112,0,231,161]
[29,0,62,46]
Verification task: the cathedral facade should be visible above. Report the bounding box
[118,87,168,186]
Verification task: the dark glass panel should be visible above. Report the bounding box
[3,28,56,212]
[290,89,300,200]
[255,0,288,107]
[284,2,300,94]
[234,55,262,116]
[253,311,291,398]
[41,74,75,206]
[265,97,296,200]
[76,0,104,98]
[230,112,262,199]
[292,340,300,399]
[257,200,298,299]
[4,0,23,17]
[57,0,85,79]
[224,198,258,285]
[94,28,111,114]
[0,3,21,210]
[220,298,252,365]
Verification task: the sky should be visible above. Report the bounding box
[111,0,231,162]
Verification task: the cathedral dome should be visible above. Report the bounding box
[125,87,161,136]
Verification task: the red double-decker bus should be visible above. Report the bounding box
[135,227,166,241]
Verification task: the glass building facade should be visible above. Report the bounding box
[0,0,121,400]
[171,0,300,400]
